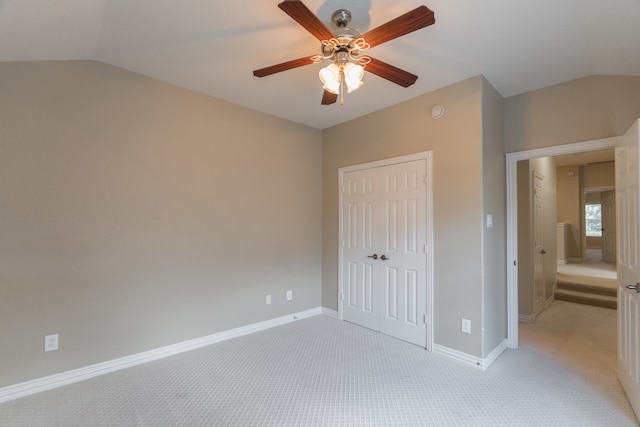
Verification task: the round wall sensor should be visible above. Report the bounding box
[431,104,445,119]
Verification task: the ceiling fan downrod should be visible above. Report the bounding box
[331,9,352,28]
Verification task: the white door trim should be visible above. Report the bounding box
[338,151,434,350]
[506,137,617,348]
[582,186,616,263]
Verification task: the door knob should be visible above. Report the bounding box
[367,254,378,260]
[625,283,640,293]
[380,255,389,261]
[541,249,547,254]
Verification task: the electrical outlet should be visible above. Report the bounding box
[286,290,293,301]
[266,294,271,305]
[45,334,59,352]
[461,319,471,334]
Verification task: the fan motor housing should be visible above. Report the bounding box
[331,9,352,28]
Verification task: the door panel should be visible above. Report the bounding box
[378,161,427,347]
[602,190,617,263]
[616,118,640,420]
[385,267,398,320]
[342,171,379,330]
[385,200,398,251]
[405,269,418,325]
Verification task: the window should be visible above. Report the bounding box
[585,203,602,236]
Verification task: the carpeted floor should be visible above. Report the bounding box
[0,301,637,426]
[556,272,617,290]
[557,248,617,282]
[555,248,618,308]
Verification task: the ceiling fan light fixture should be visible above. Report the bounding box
[319,61,364,97]
[319,63,341,94]
[343,62,364,93]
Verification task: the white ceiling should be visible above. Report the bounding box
[2,0,639,129]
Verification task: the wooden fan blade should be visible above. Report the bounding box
[278,0,334,41]
[321,90,338,105]
[253,56,315,77]
[365,57,418,88]
[361,6,435,48]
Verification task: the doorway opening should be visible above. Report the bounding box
[506,136,617,347]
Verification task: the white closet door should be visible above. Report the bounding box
[341,168,380,331]
[378,160,427,347]
[341,159,428,347]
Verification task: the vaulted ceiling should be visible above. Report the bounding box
[2,0,639,129]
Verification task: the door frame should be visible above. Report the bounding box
[599,188,617,263]
[532,171,546,317]
[338,151,434,350]
[506,137,617,348]
[582,186,616,263]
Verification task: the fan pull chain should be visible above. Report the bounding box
[340,70,345,105]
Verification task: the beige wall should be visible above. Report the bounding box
[505,75,640,153]
[481,78,507,354]
[556,162,615,257]
[0,61,323,387]
[3,61,639,390]
[584,163,615,249]
[322,76,506,358]
[584,162,615,188]
[556,165,583,260]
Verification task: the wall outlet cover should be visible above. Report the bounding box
[461,319,471,334]
[45,334,59,352]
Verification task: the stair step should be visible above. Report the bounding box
[555,288,617,309]
[556,281,617,297]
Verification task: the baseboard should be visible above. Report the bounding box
[545,295,555,309]
[321,307,338,318]
[0,307,325,404]
[518,313,536,323]
[483,339,509,368]
[518,297,555,325]
[432,339,508,371]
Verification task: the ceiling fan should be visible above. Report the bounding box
[253,0,435,105]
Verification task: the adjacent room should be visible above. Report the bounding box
[1,0,640,425]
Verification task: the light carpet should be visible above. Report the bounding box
[0,301,637,426]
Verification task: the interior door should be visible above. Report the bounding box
[378,161,427,348]
[601,190,617,263]
[341,158,428,347]
[532,172,546,316]
[616,118,640,420]
[341,168,380,331]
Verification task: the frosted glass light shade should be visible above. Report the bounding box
[343,62,364,93]
[319,64,341,94]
